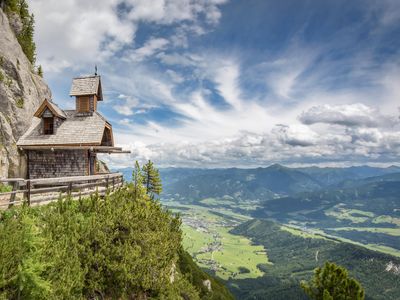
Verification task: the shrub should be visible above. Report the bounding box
[37,65,43,77]
[0,186,186,298]
[4,0,36,65]
[301,262,365,300]
[15,97,24,108]
[0,184,12,193]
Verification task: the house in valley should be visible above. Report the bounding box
[17,74,129,179]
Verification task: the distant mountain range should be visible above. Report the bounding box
[259,174,400,219]
[117,164,400,201]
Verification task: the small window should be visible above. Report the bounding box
[78,97,90,112]
[43,117,54,134]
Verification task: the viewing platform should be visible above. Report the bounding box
[0,173,124,209]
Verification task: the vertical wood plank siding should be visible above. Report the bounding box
[28,150,88,179]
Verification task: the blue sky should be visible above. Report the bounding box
[30,0,400,168]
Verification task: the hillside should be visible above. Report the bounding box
[0,185,233,299]
[0,5,51,178]
[228,219,400,300]
[120,164,332,201]
[298,165,400,186]
[121,164,400,202]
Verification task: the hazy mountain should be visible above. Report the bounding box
[160,164,323,201]
[116,164,400,202]
[257,173,400,220]
[298,165,400,186]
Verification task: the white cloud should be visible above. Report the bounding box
[31,0,135,71]
[30,0,228,73]
[129,37,169,62]
[30,0,400,168]
[213,59,243,110]
[299,103,398,128]
[165,69,184,83]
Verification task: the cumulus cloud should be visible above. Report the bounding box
[30,0,228,72]
[299,103,398,128]
[102,104,400,168]
[30,0,400,168]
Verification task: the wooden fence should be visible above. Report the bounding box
[0,173,124,209]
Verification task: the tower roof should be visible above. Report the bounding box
[69,75,103,100]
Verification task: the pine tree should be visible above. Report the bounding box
[301,262,365,300]
[37,65,43,77]
[142,160,162,199]
[132,160,144,201]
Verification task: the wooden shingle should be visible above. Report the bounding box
[69,75,103,100]
[17,111,109,147]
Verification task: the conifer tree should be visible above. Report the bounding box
[301,262,365,300]
[37,65,43,77]
[132,160,144,201]
[142,160,162,199]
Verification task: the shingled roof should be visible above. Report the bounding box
[17,111,109,147]
[69,75,103,100]
[33,99,67,119]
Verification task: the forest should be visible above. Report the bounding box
[0,165,233,299]
[228,219,400,300]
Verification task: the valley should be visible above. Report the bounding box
[165,201,268,280]
[119,164,400,299]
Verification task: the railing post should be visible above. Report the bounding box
[106,177,109,190]
[8,180,18,208]
[26,180,31,206]
[112,177,115,191]
[68,182,73,196]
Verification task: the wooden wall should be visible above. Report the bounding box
[28,150,88,179]
[76,96,97,112]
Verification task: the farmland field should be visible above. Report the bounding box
[165,201,269,280]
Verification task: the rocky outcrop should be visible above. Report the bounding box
[0,8,51,178]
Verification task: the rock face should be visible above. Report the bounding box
[0,8,51,178]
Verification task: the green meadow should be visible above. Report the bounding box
[168,202,269,280]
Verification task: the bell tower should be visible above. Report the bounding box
[69,73,103,114]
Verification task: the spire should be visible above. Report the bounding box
[95,65,98,76]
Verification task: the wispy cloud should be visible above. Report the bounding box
[31,0,400,168]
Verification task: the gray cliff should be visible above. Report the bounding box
[0,8,51,178]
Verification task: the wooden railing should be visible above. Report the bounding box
[0,173,124,209]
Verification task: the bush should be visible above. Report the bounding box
[15,97,24,108]
[0,187,186,299]
[301,262,365,300]
[0,184,12,193]
[4,0,36,65]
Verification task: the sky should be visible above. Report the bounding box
[29,0,400,168]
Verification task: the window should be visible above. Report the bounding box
[43,117,54,134]
[77,97,90,112]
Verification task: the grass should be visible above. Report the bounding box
[372,215,400,226]
[194,226,268,280]
[329,227,400,236]
[281,223,400,257]
[325,206,375,223]
[280,225,327,239]
[15,97,24,108]
[0,184,12,193]
[169,202,269,280]
[200,198,236,206]
[331,235,400,257]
